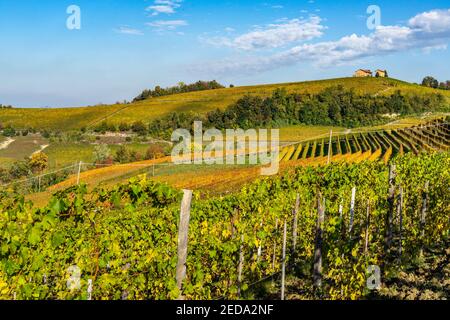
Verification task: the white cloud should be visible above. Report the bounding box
[147,20,188,30]
[201,16,325,50]
[194,9,450,74]
[408,8,450,33]
[146,0,183,16]
[114,26,144,36]
[147,5,175,15]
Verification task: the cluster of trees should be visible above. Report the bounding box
[422,76,450,90]
[93,121,148,136]
[133,80,225,102]
[0,104,13,109]
[0,152,49,184]
[0,124,38,137]
[1,125,16,137]
[93,144,166,165]
[148,86,448,138]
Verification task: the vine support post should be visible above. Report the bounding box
[348,187,356,234]
[397,186,404,263]
[292,193,300,254]
[38,175,41,193]
[386,164,397,251]
[76,161,82,185]
[364,200,371,254]
[281,221,287,300]
[257,220,263,263]
[272,219,279,271]
[87,279,93,301]
[420,181,429,257]
[327,130,333,165]
[176,189,192,299]
[313,194,325,293]
[237,234,245,298]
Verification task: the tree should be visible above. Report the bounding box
[422,76,439,88]
[118,122,130,132]
[93,144,112,164]
[29,152,48,173]
[9,161,31,179]
[131,121,147,136]
[146,144,165,160]
[94,121,110,133]
[2,126,15,137]
[114,145,131,163]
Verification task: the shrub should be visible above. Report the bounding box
[131,121,147,136]
[114,146,131,163]
[2,126,16,137]
[145,144,165,160]
[29,152,49,174]
[119,123,130,132]
[93,144,112,164]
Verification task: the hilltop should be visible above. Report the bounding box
[1,77,449,131]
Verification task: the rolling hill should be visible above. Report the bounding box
[1,77,449,131]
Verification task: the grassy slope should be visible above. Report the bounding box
[0,135,48,162]
[2,77,449,131]
[44,142,156,169]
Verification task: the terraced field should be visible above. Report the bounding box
[279,118,450,164]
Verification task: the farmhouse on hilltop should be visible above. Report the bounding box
[375,69,388,78]
[353,69,373,77]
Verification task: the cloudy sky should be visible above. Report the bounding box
[0,0,449,107]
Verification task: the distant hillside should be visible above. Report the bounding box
[1,77,449,131]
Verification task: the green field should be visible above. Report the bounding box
[1,77,449,131]
[44,142,162,169]
[0,135,48,165]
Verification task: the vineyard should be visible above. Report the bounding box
[279,118,450,165]
[0,151,448,300]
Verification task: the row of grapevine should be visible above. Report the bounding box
[1,152,448,300]
[279,119,449,165]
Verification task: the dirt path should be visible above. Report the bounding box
[373,87,393,97]
[32,144,49,155]
[0,138,15,150]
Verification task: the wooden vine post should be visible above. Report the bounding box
[292,193,300,253]
[313,194,325,292]
[76,161,82,185]
[386,164,396,251]
[272,219,279,271]
[364,200,371,254]
[348,187,356,233]
[237,235,245,297]
[327,130,333,165]
[397,186,404,262]
[420,181,429,256]
[176,189,193,299]
[87,279,93,301]
[281,221,287,300]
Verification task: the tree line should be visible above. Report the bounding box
[133,80,225,102]
[147,86,448,139]
[422,76,450,90]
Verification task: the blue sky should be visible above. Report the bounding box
[0,0,449,108]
